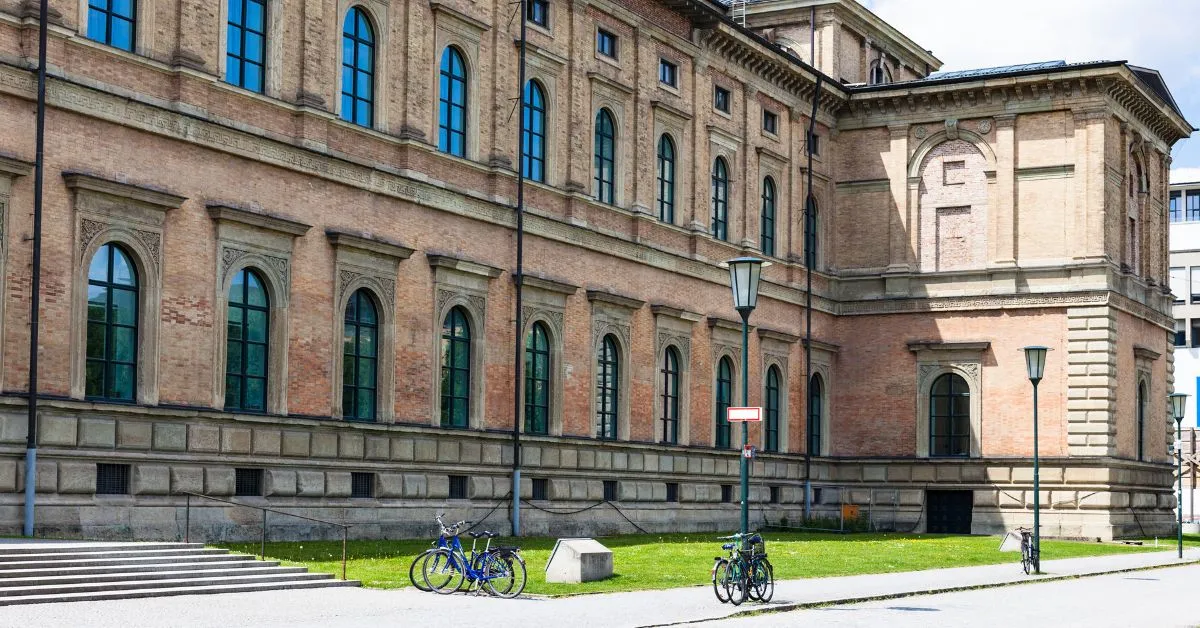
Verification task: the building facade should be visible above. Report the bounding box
[0,0,1190,541]
[1170,182,1200,428]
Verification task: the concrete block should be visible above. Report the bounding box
[560,449,578,468]
[252,429,281,455]
[459,441,481,464]
[58,462,96,494]
[378,473,404,498]
[281,431,311,456]
[578,450,596,469]
[152,423,186,451]
[863,466,886,482]
[595,451,612,470]
[413,439,437,462]
[311,433,338,458]
[1011,467,1033,483]
[636,482,653,501]
[898,490,924,506]
[628,452,643,471]
[567,479,586,500]
[545,538,613,583]
[0,415,27,443]
[613,452,628,470]
[618,481,637,501]
[391,438,415,461]
[911,466,935,482]
[265,469,297,496]
[297,471,325,496]
[221,427,251,454]
[171,466,204,494]
[935,466,960,482]
[658,455,673,473]
[652,483,667,501]
[117,421,152,449]
[674,456,687,473]
[886,466,911,482]
[428,475,449,499]
[523,446,540,467]
[0,460,16,492]
[469,477,492,499]
[701,458,716,475]
[205,468,235,496]
[326,472,352,497]
[39,415,77,447]
[133,465,170,495]
[365,436,390,460]
[681,483,698,502]
[542,447,560,468]
[482,444,502,465]
[493,477,511,498]
[586,480,604,501]
[340,434,365,459]
[999,490,1025,508]
[78,418,116,448]
[403,474,427,498]
[961,466,986,482]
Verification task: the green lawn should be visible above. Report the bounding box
[216,531,1157,596]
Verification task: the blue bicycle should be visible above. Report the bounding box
[420,517,526,597]
[408,514,455,591]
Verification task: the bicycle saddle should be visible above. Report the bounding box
[469,531,498,538]
[722,543,735,550]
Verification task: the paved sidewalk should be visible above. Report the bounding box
[4,547,1197,628]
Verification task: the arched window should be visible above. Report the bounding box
[525,322,551,435]
[716,357,733,448]
[594,109,616,205]
[657,134,676,223]
[343,289,378,422]
[86,243,138,401]
[441,306,471,428]
[87,0,136,51]
[765,366,781,452]
[930,373,970,457]
[596,335,619,440]
[226,268,269,412]
[522,81,547,183]
[869,59,891,85]
[712,157,729,241]
[804,195,818,268]
[661,346,681,444]
[340,7,375,127]
[807,373,823,455]
[438,46,468,157]
[1137,381,1146,461]
[761,177,776,257]
[226,0,267,92]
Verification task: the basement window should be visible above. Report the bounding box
[351,472,375,499]
[235,468,264,497]
[449,475,468,500]
[96,463,130,495]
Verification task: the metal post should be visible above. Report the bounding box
[1178,418,1184,559]
[342,527,348,580]
[261,510,267,560]
[185,494,191,544]
[510,0,529,539]
[1032,381,1041,574]
[739,309,750,535]
[24,0,50,540]
[801,74,822,523]
[1191,428,1195,526]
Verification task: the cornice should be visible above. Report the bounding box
[0,154,33,178]
[651,304,704,322]
[64,172,186,210]
[521,274,579,296]
[706,316,747,332]
[325,228,414,261]
[651,99,693,121]
[206,203,311,236]
[427,253,503,279]
[428,2,490,33]
[758,328,800,343]
[586,289,645,310]
[907,341,991,353]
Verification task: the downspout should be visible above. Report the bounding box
[510,0,529,537]
[25,0,49,538]
[802,75,821,522]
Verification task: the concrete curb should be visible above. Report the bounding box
[647,557,1200,626]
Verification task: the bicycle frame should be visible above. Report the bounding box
[441,533,496,584]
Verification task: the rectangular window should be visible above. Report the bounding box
[666,482,679,503]
[762,110,778,135]
[721,484,733,504]
[807,131,821,156]
[449,475,468,499]
[87,0,136,52]
[714,86,731,113]
[532,478,548,501]
[659,59,678,88]
[1192,267,1200,304]
[1177,320,1188,347]
[351,472,375,499]
[603,480,618,502]
[226,0,267,93]
[235,468,263,497]
[1193,320,1200,349]
[527,0,549,28]
[812,487,823,504]
[597,29,617,59]
[96,463,130,495]
[1171,191,1182,223]
[1172,267,1187,303]
[769,486,780,504]
[1188,190,1200,221]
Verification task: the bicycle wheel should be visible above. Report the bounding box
[1021,539,1031,575]
[712,559,731,603]
[727,559,750,606]
[409,549,436,591]
[422,548,465,594]
[752,558,774,603]
[483,551,527,598]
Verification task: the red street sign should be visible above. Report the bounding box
[728,407,762,422]
[743,444,755,459]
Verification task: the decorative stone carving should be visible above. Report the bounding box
[945,118,959,140]
[78,218,107,261]
[220,246,249,277]
[132,229,162,269]
[913,125,927,139]
[593,320,631,353]
[978,119,992,134]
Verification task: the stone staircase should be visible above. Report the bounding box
[0,541,359,605]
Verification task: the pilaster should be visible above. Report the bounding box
[1066,306,1118,456]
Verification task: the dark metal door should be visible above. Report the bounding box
[926,490,973,534]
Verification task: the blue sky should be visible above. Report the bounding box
[859,0,1200,182]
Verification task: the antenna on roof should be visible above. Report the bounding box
[731,0,747,27]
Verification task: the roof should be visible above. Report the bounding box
[925,60,1073,81]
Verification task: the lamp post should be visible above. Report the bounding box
[723,256,769,535]
[1022,345,1048,574]
[1171,392,1188,559]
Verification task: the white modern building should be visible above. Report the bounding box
[1170,182,1200,427]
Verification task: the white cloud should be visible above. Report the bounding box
[1172,168,1200,184]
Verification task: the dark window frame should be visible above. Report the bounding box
[1187,190,1200,221]
[658,58,678,88]
[657,134,676,223]
[715,357,733,448]
[86,243,139,403]
[594,109,617,205]
[929,373,971,457]
[804,195,818,268]
[666,482,679,503]
[527,0,549,28]
[711,157,729,241]
[532,477,548,501]
[1192,319,1200,349]
[449,475,468,500]
[522,81,547,183]
[762,109,778,135]
[525,322,551,435]
[438,46,469,157]
[721,484,733,504]
[351,472,375,499]
[96,463,131,495]
[807,131,821,156]
[342,289,378,422]
[235,468,264,497]
[596,335,620,440]
[761,177,776,257]
[1169,191,1182,223]
[661,346,681,444]
[765,365,781,452]
[596,28,618,59]
[340,7,375,127]
[713,85,731,114]
[441,306,472,429]
[225,268,270,413]
[807,373,823,455]
[769,486,780,504]
[1136,381,1146,462]
[603,480,618,501]
[87,0,136,51]
[226,0,267,92]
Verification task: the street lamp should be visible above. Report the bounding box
[1022,345,1049,574]
[1171,392,1188,559]
[723,256,769,535]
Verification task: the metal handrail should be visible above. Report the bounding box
[181,491,351,580]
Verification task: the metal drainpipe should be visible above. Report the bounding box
[24,0,50,539]
[802,75,821,522]
[510,0,529,538]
